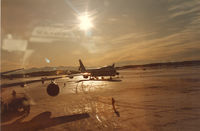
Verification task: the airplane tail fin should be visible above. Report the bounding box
[79,59,86,72]
[112,63,115,68]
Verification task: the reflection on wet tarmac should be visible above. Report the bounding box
[1,67,200,130]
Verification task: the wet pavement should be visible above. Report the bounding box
[1,66,200,131]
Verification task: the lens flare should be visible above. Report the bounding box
[45,58,50,63]
[78,13,93,31]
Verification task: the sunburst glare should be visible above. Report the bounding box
[78,12,93,31]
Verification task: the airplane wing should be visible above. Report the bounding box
[0,68,24,75]
[0,74,81,88]
[0,76,65,88]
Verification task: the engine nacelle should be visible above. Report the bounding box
[47,82,60,96]
[69,76,74,79]
[83,75,88,78]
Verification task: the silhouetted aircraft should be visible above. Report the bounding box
[79,59,119,79]
[0,67,75,96]
[1,75,72,97]
[0,69,74,120]
[1,59,120,96]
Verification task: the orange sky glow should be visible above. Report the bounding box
[1,0,200,71]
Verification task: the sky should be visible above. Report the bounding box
[1,0,200,71]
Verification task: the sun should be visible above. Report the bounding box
[78,13,93,31]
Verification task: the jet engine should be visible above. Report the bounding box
[83,75,88,78]
[69,76,74,79]
[47,82,60,96]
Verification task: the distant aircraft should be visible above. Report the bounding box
[1,59,120,96]
[78,59,119,79]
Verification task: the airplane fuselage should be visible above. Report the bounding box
[87,67,118,77]
[79,59,119,78]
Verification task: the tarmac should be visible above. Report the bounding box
[1,66,200,131]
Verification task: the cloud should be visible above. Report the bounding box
[2,37,28,52]
[2,35,35,68]
[1,0,200,68]
[107,18,118,22]
[169,6,200,19]
[168,0,200,19]
[110,31,156,45]
[98,29,200,64]
[30,25,78,43]
[168,1,200,11]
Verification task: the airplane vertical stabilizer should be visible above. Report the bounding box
[79,59,86,72]
[112,63,115,68]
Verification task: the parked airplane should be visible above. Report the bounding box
[1,59,120,96]
[79,59,119,79]
[0,62,120,119]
